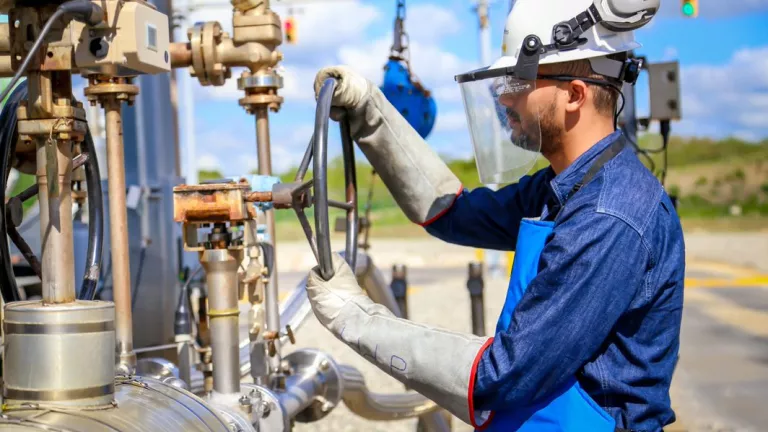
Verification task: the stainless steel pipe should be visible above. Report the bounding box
[254,107,282,372]
[276,367,323,419]
[201,248,243,395]
[339,365,440,421]
[105,98,136,369]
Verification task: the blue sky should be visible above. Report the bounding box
[178,0,768,177]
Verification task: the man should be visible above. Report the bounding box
[305,0,684,431]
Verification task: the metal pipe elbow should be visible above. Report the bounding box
[339,365,440,421]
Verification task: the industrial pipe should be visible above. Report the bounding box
[339,365,440,420]
[355,253,402,317]
[0,55,12,77]
[168,39,281,74]
[37,113,76,303]
[200,244,243,395]
[169,42,193,68]
[105,97,136,369]
[276,367,323,419]
[0,23,8,52]
[254,106,282,374]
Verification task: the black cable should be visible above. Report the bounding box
[175,266,202,336]
[0,81,28,302]
[131,247,147,310]
[78,124,104,300]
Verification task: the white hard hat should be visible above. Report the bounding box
[493,0,643,71]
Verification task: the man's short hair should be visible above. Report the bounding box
[548,53,626,117]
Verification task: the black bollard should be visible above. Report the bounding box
[468,262,486,337]
[390,264,409,319]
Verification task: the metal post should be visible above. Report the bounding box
[104,97,137,370]
[390,264,408,319]
[468,262,486,337]
[254,107,282,374]
[34,77,76,304]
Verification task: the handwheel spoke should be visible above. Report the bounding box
[294,206,320,263]
[327,199,353,211]
[292,179,314,198]
[295,136,314,182]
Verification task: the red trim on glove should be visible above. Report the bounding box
[468,337,495,430]
[417,184,464,227]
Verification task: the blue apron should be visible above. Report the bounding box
[481,138,626,431]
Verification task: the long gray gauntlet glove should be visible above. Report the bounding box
[314,66,462,225]
[306,253,493,427]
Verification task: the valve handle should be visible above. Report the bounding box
[292,78,359,281]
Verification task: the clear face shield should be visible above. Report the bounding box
[458,71,542,185]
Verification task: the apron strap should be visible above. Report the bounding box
[547,134,627,221]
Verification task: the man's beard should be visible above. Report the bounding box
[506,101,562,155]
[538,100,563,157]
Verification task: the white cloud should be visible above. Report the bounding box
[406,4,462,42]
[271,1,380,55]
[198,153,222,171]
[673,45,768,138]
[278,65,319,102]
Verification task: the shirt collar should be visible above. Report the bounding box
[549,130,623,204]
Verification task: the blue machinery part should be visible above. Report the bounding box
[380,58,437,139]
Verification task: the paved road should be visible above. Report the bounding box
[273,259,768,431]
[671,261,768,432]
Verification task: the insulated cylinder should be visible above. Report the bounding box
[200,247,243,395]
[2,300,115,407]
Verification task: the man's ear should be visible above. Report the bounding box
[565,80,589,113]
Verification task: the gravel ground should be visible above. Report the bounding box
[281,267,510,432]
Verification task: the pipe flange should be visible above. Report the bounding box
[188,22,231,86]
[239,93,284,114]
[84,78,139,106]
[237,72,283,91]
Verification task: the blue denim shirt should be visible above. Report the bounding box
[426,131,685,431]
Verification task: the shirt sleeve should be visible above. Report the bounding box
[471,206,650,411]
[424,169,552,250]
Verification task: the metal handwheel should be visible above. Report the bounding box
[291,78,358,281]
